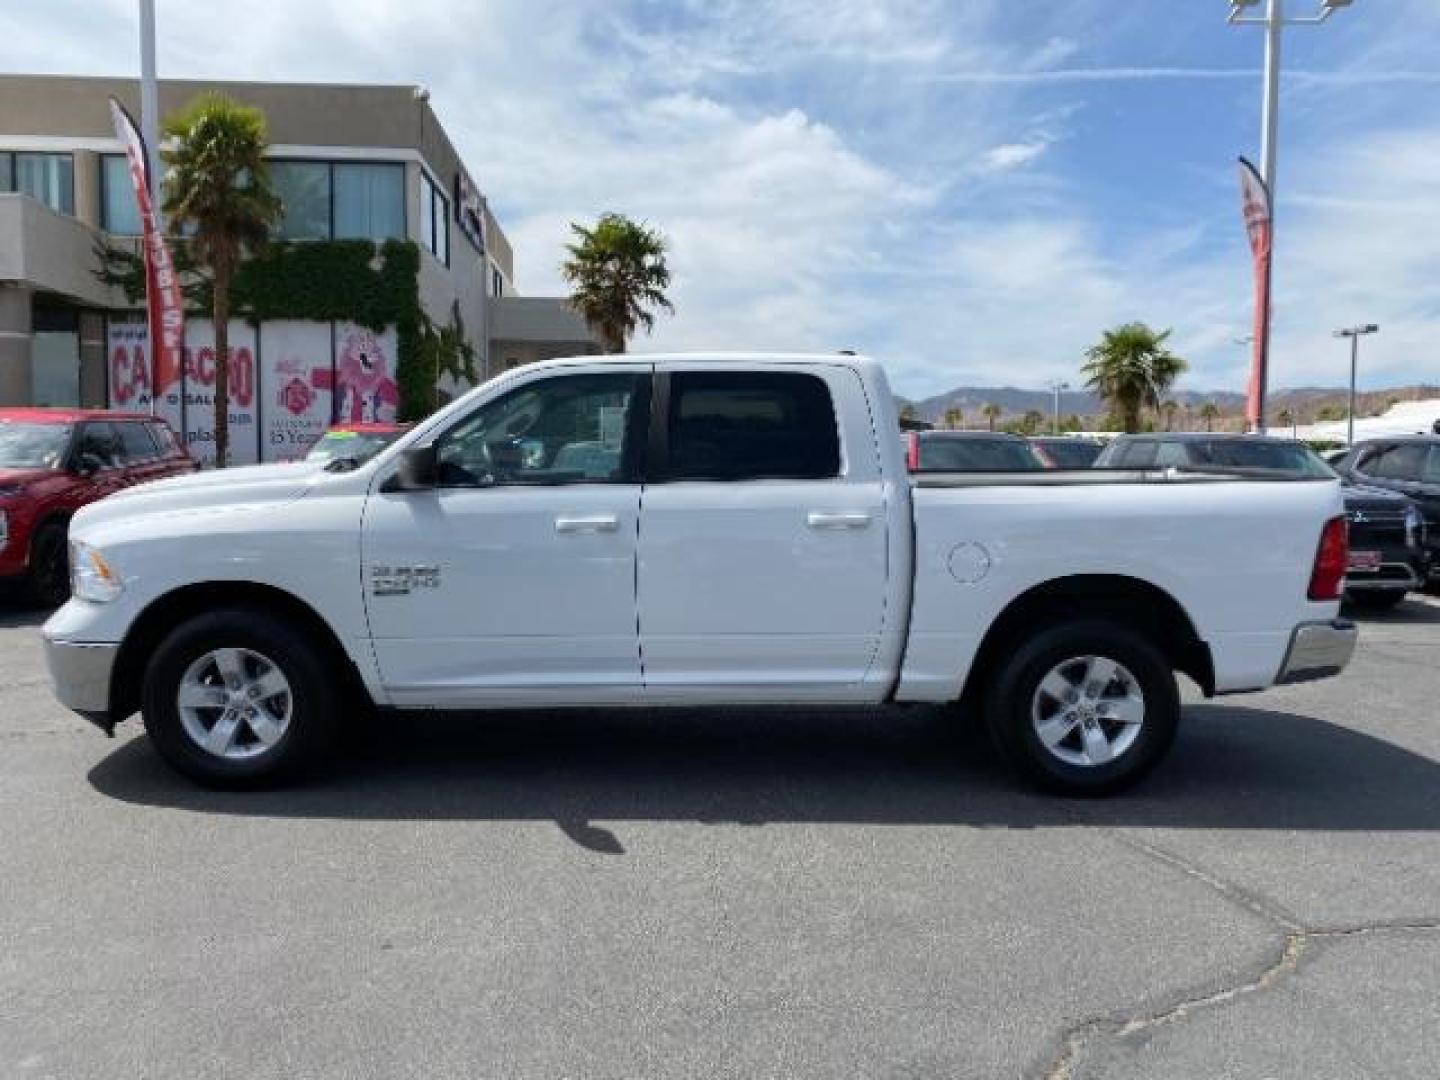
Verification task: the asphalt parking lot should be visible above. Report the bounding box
[2,597,1439,1079]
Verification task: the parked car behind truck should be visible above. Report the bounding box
[0,409,195,605]
[45,354,1355,796]
[1096,433,1428,608]
[1334,436,1440,587]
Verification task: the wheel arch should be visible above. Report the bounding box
[110,580,373,722]
[958,574,1214,710]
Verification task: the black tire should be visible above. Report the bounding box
[1347,591,1407,611]
[983,619,1179,797]
[25,522,70,608]
[141,608,340,788]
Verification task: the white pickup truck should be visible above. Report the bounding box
[44,354,1356,795]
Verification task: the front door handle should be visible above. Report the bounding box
[555,514,620,533]
[806,511,873,530]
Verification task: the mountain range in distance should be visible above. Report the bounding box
[898,384,1440,426]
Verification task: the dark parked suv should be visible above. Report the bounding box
[0,409,196,605]
[1096,434,1428,609]
[1335,436,1440,587]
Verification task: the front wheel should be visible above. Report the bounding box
[25,523,71,608]
[984,619,1179,796]
[141,609,340,788]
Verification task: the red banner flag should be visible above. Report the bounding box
[1238,156,1272,432]
[108,98,184,413]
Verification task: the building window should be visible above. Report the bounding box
[1,152,74,215]
[333,162,405,241]
[420,171,449,264]
[268,160,405,242]
[491,266,505,297]
[270,160,331,240]
[100,154,143,235]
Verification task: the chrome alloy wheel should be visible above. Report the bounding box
[1030,655,1146,768]
[176,648,293,760]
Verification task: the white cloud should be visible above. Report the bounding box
[980,141,1051,172]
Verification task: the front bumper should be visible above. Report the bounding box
[1275,619,1358,685]
[43,636,118,727]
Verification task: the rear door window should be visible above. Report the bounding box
[664,371,840,481]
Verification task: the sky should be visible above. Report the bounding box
[5,0,1440,399]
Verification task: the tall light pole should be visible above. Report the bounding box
[1048,380,1069,435]
[1334,323,1378,446]
[1228,0,1358,432]
[139,0,161,216]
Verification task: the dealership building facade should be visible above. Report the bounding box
[0,73,597,462]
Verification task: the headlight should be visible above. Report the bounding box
[70,541,124,603]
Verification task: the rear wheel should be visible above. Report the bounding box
[984,619,1179,796]
[25,523,70,608]
[142,609,340,788]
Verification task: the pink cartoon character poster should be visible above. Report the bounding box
[333,323,399,424]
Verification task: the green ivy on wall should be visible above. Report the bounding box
[94,238,474,421]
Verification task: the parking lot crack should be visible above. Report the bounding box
[1095,828,1304,931]
[1039,921,1440,1079]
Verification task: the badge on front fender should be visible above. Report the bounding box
[370,565,441,596]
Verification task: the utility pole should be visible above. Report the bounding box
[1048,380,1069,435]
[1228,0,1358,433]
[1334,323,1378,446]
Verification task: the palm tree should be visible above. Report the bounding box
[1277,408,1296,437]
[162,93,281,467]
[561,213,673,353]
[1081,322,1187,434]
[1199,402,1220,432]
[982,403,1001,431]
[943,407,963,430]
[899,403,918,424]
[1161,399,1179,431]
[1021,409,1045,435]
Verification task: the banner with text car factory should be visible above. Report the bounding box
[107,318,184,435]
[260,321,334,462]
[182,319,259,467]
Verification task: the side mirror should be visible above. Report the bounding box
[74,452,105,478]
[384,444,438,492]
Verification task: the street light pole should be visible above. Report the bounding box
[1048,380,1069,435]
[1333,323,1378,446]
[1228,0,1357,434]
[139,0,160,208]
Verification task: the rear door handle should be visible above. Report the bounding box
[806,511,873,530]
[555,514,620,533]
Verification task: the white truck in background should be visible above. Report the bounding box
[44,353,1356,795]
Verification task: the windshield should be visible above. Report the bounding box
[916,436,1045,471]
[0,421,71,469]
[304,431,399,465]
[1189,440,1336,478]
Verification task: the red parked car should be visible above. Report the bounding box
[0,409,196,606]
